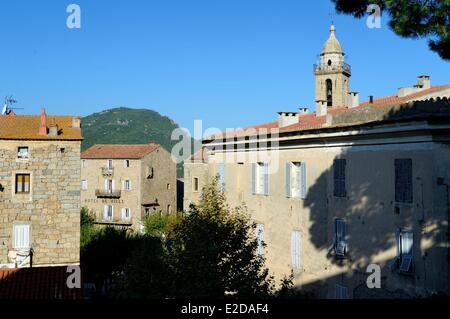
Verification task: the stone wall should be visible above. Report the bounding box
[0,140,81,266]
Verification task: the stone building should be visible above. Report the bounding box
[0,108,82,268]
[184,25,450,298]
[80,142,177,232]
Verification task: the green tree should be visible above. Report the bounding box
[81,226,133,298]
[80,206,96,251]
[143,211,182,238]
[331,0,450,60]
[167,177,275,298]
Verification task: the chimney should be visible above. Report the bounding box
[417,75,431,89]
[39,107,47,135]
[315,100,327,117]
[278,111,299,128]
[72,117,81,128]
[298,107,309,115]
[348,92,360,108]
[48,118,59,136]
[369,95,374,104]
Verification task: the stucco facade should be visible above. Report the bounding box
[184,25,450,298]
[81,143,177,232]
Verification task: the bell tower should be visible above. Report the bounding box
[314,25,351,109]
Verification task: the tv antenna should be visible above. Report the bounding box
[1,96,23,115]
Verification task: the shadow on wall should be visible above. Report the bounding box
[301,99,450,298]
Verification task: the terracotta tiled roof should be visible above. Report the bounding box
[208,84,450,140]
[81,142,160,159]
[0,266,83,299]
[0,114,82,141]
[189,148,209,161]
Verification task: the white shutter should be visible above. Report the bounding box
[14,224,30,249]
[263,163,269,195]
[104,179,108,191]
[300,162,307,199]
[285,162,291,198]
[256,224,265,256]
[251,163,256,194]
[104,205,108,220]
[112,180,115,192]
[291,230,301,270]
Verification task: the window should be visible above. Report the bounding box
[105,179,114,193]
[256,224,265,256]
[107,159,113,170]
[286,162,307,199]
[104,205,114,221]
[15,174,30,194]
[333,159,346,197]
[167,205,172,213]
[123,179,131,191]
[167,183,171,190]
[218,163,225,190]
[17,147,29,159]
[390,229,414,273]
[147,167,154,179]
[81,180,88,190]
[122,208,131,221]
[124,160,130,168]
[81,159,86,168]
[335,284,348,299]
[252,163,269,195]
[14,224,30,249]
[395,159,413,203]
[193,177,199,192]
[291,230,301,271]
[334,219,347,258]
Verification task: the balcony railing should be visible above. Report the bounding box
[102,167,114,177]
[95,189,121,198]
[313,62,351,75]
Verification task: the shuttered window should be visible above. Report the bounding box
[122,208,131,221]
[218,163,225,190]
[286,162,307,199]
[333,159,346,197]
[335,219,347,258]
[291,230,301,270]
[104,205,114,221]
[81,180,88,190]
[15,174,30,194]
[252,163,269,195]
[335,284,348,299]
[395,159,413,203]
[123,179,131,190]
[14,224,31,249]
[256,224,265,256]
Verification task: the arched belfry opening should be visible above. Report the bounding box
[314,24,351,109]
[326,79,333,106]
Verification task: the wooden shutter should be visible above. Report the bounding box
[333,159,346,197]
[286,162,291,198]
[395,159,412,203]
[300,162,307,199]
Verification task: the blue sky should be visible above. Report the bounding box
[0,0,449,135]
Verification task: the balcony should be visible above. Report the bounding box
[95,189,121,198]
[102,167,114,177]
[313,62,351,76]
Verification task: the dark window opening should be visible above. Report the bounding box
[326,79,333,107]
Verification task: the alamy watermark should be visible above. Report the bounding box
[366,4,381,29]
[66,4,81,29]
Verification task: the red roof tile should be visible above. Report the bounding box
[81,142,160,159]
[208,84,450,140]
[0,114,82,141]
[0,266,83,299]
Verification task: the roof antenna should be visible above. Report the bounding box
[1,96,23,115]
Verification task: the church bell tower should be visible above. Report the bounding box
[314,25,351,109]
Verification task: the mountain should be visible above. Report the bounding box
[81,107,195,176]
